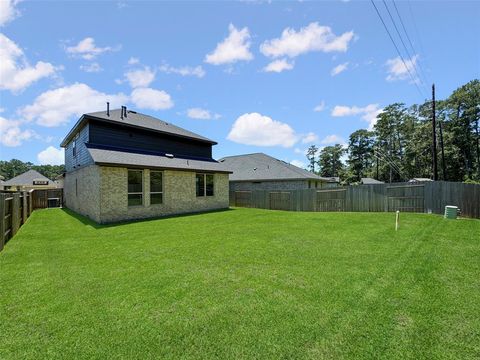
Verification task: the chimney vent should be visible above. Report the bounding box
[123,106,127,118]
[120,106,124,119]
[106,102,110,116]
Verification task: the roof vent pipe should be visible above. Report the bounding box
[120,106,124,120]
[123,106,127,118]
[106,102,110,116]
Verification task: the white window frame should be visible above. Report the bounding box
[150,171,163,205]
[127,169,143,207]
[196,173,214,197]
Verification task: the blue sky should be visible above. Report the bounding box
[0,0,479,168]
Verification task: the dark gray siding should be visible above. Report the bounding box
[89,121,212,159]
[65,123,93,172]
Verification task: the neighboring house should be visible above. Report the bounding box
[360,177,385,185]
[60,107,230,223]
[2,170,57,191]
[54,174,65,189]
[408,177,433,183]
[219,153,337,191]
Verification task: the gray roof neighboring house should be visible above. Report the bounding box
[88,148,232,173]
[60,108,216,147]
[3,170,55,186]
[218,153,335,182]
[408,177,433,182]
[360,177,385,185]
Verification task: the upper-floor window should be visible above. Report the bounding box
[128,169,143,206]
[72,135,78,157]
[196,173,214,197]
[150,171,163,205]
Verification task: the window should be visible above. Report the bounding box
[150,171,163,205]
[128,170,143,206]
[72,133,80,158]
[72,138,77,157]
[196,173,214,197]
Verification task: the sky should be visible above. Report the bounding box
[0,0,479,168]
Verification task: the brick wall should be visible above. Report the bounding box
[99,167,229,223]
[64,165,101,222]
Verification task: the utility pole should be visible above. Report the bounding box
[432,84,438,181]
[439,120,447,181]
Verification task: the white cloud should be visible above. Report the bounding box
[0,33,58,92]
[0,0,20,27]
[331,62,349,76]
[37,146,64,165]
[186,107,220,120]
[227,112,298,147]
[20,83,129,127]
[123,66,155,88]
[130,87,173,111]
[331,103,382,130]
[290,160,306,169]
[128,57,139,65]
[262,58,294,73]
[260,22,355,59]
[294,147,307,155]
[79,62,103,73]
[0,116,35,147]
[65,37,119,60]
[385,55,418,82]
[320,134,344,145]
[205,24,253,65]
[159,64,205,78]
[313,100,326,112]
[301,132,318,144]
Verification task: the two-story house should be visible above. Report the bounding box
[60,106,230,223]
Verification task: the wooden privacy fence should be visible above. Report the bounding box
[0,189,63,251]
[0,191,33,251]
[229,181,480,219]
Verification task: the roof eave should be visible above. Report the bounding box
[93,161,232,174]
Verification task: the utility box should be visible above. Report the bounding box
[444,205,458,219]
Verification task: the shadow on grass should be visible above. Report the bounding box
[60,207,237,230]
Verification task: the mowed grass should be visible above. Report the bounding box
[0,208,479,359]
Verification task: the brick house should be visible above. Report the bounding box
[219,153,338,191]
[60,106,230,223]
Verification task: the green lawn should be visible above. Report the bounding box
[1,208,479,359]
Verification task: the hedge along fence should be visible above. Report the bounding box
[229,181,480,219]
[0,190,34,251]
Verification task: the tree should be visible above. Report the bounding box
[306,145,318,173]
[346,129,374,182]
[318,144,345,177]
[0,159,65,181]
[373,103,408,182]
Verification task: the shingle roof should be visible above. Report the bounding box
[3,170,55,186]
[88,148,232,173]
[61,108,216,147]
[218,153,336,182]
[360,177,385,184]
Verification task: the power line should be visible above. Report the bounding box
[370,0,427,100]
[381,0,427,91]
[392,0,430,85]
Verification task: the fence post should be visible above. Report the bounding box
[22,191,28,224]
[28,190,33,215]
[11,193,20,237]
[0,193,5,251]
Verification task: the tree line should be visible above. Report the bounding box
[306,79,480,184]
[0,159,65,181]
